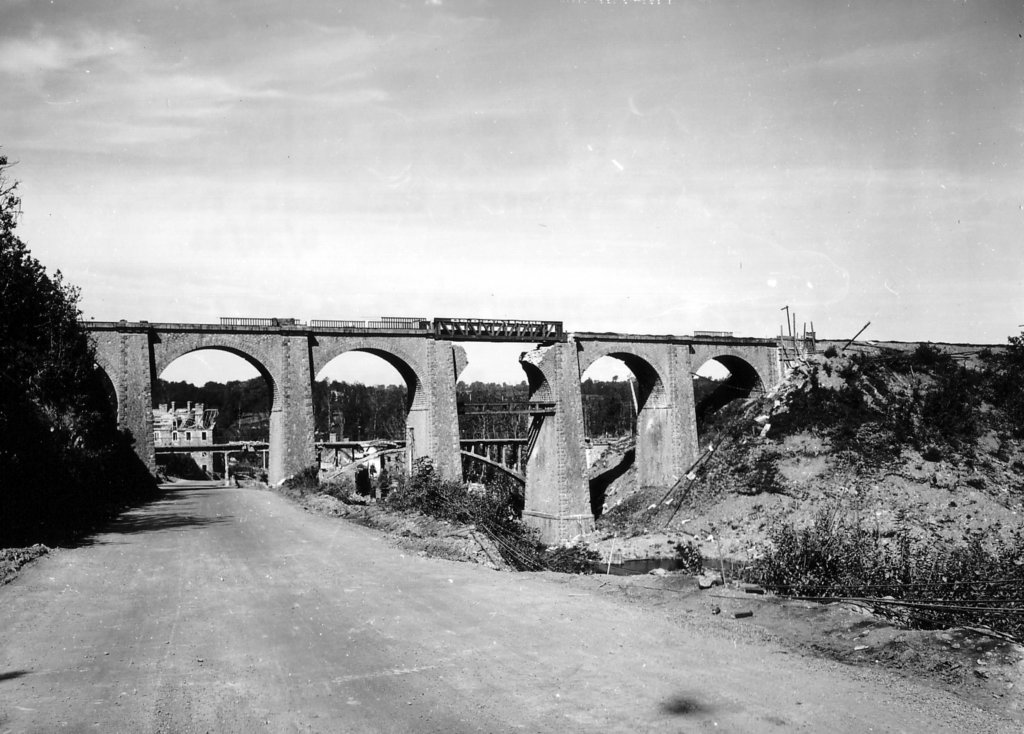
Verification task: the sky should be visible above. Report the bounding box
[2,0,1022,385]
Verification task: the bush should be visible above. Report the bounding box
[545,543,602,573]
[674,541,704,574]
[321,475,359,502]
[283,465,321,493]
[745,506,1024,640]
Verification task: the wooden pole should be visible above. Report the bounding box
[841,321,872,353]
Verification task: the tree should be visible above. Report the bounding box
[0,154,155,546]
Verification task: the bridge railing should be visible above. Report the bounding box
[365,319,431,331]
[309,318,431,331]
[219,317,301,327]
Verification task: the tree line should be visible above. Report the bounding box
[153,376,661,442]
[1,156,155,547]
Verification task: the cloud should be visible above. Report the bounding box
[0,30,141,75]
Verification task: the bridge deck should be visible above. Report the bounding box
[85,321,779,348]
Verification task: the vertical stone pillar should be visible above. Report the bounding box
[91,326,156,474]
[668,344,700,476]
[633,345,700,487]
[520,342,593,544]
[413,340,463,482]
[269,333,316,484]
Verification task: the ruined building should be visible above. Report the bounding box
[153,401,217,474]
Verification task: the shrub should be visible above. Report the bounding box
[545,544,602,573]
[283,465,321,493]
[744,506,1024,640]
[674,541,704,574]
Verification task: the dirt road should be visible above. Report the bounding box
[0,483,1013,733]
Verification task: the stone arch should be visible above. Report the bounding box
[576,349,673,515]
[577,349,669,412]
[91,362,119,422]
[520,359,553,403]
[313,342,427,413]
[155,344,279,413]
[693,352,764,422]
[92,354,120,420]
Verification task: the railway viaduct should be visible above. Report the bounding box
[87,317,787,542]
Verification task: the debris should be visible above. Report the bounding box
[710,604,721,615]
[741,584,766,595]
[697,571,723,589]
[648,567,668,577]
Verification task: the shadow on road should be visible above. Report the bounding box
[72,484,234,546]
[661,694,711,716]
[0,670,30,683]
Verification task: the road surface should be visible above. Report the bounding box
[0,483,1012,733]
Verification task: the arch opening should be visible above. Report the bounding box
[90,363,118,426]
[313,350,416,495]
[580,353,667,519]
[314,350,412,442]
[455,342,538,491]
[154,348,275,481]
[694,355,764,436]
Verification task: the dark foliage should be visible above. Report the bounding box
[283,465,322,492]
[673,541,704,574]
[155,376,271,441]
[582,378,635,438]
[745,506,1024,640]
[157,372,646,446]
[768,345,984,464]
[314,380,408,441]
[0,156,156,546]
[158,453,208,480]
[983,335,1024,438]
[458,381,530,439]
